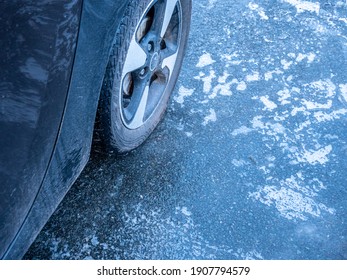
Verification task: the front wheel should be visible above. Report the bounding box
[98,0,192,153]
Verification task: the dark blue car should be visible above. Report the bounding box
[0,0,191,259]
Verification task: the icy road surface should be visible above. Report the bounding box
[26,0,347,259]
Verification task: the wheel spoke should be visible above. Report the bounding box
[160,0,178,38]
[127,84,149,129]
[161,50,178,77]
[122,36,147,76]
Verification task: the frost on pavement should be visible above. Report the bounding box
[202,108,217,126]
[174,0,347,222]
[282,0,320,14]
[249,175,335,220]
[174,86,194,106]
[196,53,215,68]
[76,204,263,260]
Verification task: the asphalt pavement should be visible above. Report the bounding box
[25,0,347,259]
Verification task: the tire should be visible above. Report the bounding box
[98,0,192,153]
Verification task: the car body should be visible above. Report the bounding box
[0,0,191,259]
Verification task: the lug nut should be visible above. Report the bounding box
[139,68,147,77]
[147,42,153,52]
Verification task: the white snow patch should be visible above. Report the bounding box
[283,0,320,14]
[339,84,347,103]
[296,52,316,63]
[264,72,273,81]
[195,70,216,93]
[249,185,334,220]
[246,72,260,82]
[281,59,293,70]
[296,53,306,62]
[291,106,307,116]
[250,174,335,220]
[306,53,316,63]
[303,99,332,110]
[208,72,233,99]
[277,88,292,105]
[314,109,347,122]
[248,2,269,20]
[271,123,286,134]
[308,79,336,98]
[251,116,286,135]
[210,83,232,99]
[201,71,216,93]
[312,22,328,34]
[203,109,217,126]
[181,207,192,216]
[295,120,312,132]
[251,116,266,130]
[236,81,247,91]
[264,69,283,81]
[231,126,253,136]
[221,52,239,61]
[196,53,215,68]
[259,96,278,111]
[218,71,230,83]
[295,145,333,165]
[174,86,194,104]
[340,84,347,94]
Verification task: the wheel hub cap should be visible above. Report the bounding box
[150,52,160,71]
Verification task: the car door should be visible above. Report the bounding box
[0,0,83,258]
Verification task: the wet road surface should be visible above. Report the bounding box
[25,0,347,259]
